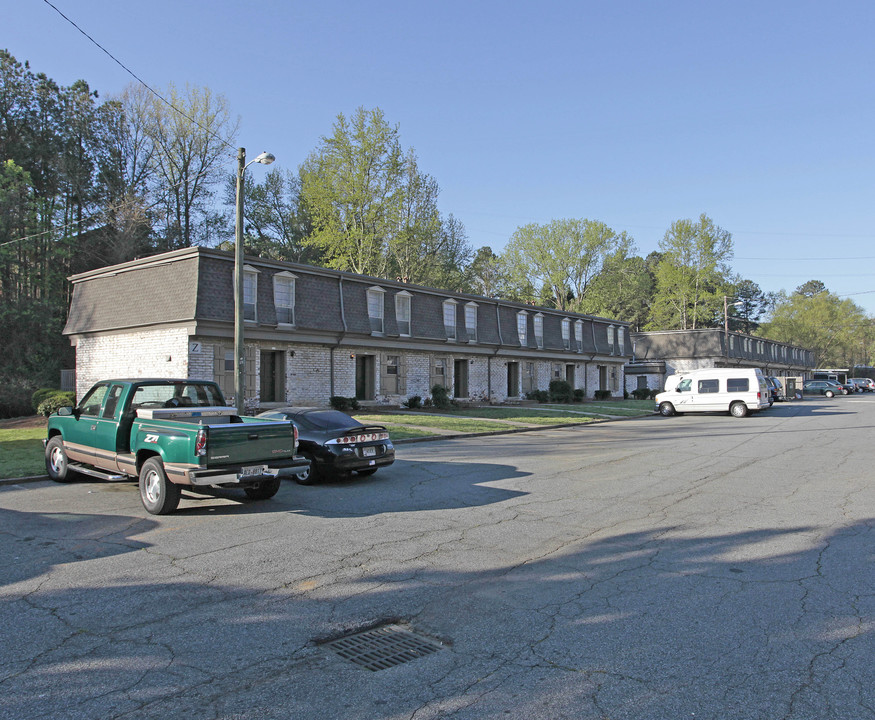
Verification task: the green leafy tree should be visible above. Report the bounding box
[501,218,629,311]
[300,107,404,276]
[578,250,654,328]
[467,246,507,297]
[762,286,873,367]
[726,278,775,334]
[649,214,733,330]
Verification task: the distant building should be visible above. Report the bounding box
[62,247,632,407]
[626,329,814,394]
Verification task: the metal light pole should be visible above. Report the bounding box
[234,148,275,415]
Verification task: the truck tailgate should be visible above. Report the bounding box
[205,421,297,465]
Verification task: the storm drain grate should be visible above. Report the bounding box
[323,623,443,671]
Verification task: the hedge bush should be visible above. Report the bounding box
[403,395,422,409]
[329,396,361,412]
[594,390,612,401]
[525,389,549,403]
[631,388,652,401]
[430,385,452,410]
[37,391,75,416]
[32,388,61,412]
[549,379,573,403]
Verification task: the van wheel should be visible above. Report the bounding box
[659,402,675,417]
[139,457,181,515]
[730,401,748,418]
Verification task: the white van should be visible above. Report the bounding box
[655,367,771,418]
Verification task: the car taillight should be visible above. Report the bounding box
[292,423,298,449]
[329,431,390,445]
[195,427,208,457]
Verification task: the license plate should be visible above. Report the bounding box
[239,465,266,477]
[363,447,376,457]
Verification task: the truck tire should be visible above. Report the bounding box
[730,401,748,418]
[45,436,75,482]
[139,457,181,515]
[659,402,675,417]
[244,477,281,500]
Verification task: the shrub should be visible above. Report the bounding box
[631,388,651,401]
[32,388,60,412]
[573,388,585,402]
[0,377,34,419]
[548,379,573,403]
[594,390,612,401]
[650,388,660,400]
[526,389,549,403]
[430,384,452,410]
[403,395,422,409]
[37,391,75,417]
[329,396,360,412]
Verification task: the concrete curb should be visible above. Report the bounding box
[0,474,49,487]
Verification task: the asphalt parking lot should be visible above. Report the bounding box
[2,396,874,720]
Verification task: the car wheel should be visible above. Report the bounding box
[730,401,748,418]
[825,390,835,398]
[244,477,282,500]
[356,468,378,477]
[659,402,675,417]
[139,457,181,515]
[45,436,74,482]
[294,453,320,485]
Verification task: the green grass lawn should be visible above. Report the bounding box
[365,414,532,434]
[0,427,47,478]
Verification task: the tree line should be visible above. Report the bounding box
[1,49,873,413]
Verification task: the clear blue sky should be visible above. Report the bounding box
[6,0,875,314]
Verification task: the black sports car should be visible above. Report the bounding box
[256,408,394,484]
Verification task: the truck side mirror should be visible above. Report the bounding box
[57,406,74,417]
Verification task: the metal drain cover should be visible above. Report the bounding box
[323,623,443,671]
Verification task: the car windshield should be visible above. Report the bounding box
[293,410,361,430]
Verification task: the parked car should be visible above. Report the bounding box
[848,378,873,392]
[766,377,784,403]
[256,408,395,484]
[802,380,843,398]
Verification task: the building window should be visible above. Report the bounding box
[534,314,544,349]
[273,272,296,325]
[443,300,457,340]
[465,302,478,342]
[552,363,562,380]
[243,265,259,321]
[386,355,399,375]
[607,325,615,354]
[517,311,527,346]
[395,292,411,336]
[561,319,571,349]
[637,376,648,390]
[367,286,385,334]
[575,320,583,352]
[618,327,625,355]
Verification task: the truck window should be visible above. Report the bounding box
[79,384,110,417]
[101,384,125,418]
[727,378,749,393]
[677,379,692,392]
[698,379,719,393]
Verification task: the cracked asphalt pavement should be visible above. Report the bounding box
[1,397,873,719]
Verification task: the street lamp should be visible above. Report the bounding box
[234,148,275,415]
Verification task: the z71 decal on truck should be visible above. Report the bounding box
[45,379,309,514]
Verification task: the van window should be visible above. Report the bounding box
[698,379,719,393]
[677,379,692,392]
[727,378,749,393]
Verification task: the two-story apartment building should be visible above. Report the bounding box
[62,247,632,407]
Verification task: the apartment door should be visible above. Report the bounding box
[355,355,375,400]
[507,362,520,397]
[259,350,285,403]
[565,364,575,387]
[453,359,469,398]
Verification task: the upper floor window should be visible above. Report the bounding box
[607,325,615,353]
[575,320,583,352]
[517,311,528,346]
[367,286,385,334]
[273,271,296,325]
[243,265,259,322]
[465,302,478,342]
[617,326,625,355]
[443,299,457,340]
[534,314,544,349]
[395,291,411,336]
[561,319,571,349]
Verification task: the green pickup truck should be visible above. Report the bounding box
[44,379,309,514]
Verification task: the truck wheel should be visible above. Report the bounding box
[730,401,748,418]
[659,402,675,417]
[45,436,74,482]
[139,457,181,515]
[294,453,320,485]
[244,477,281,500]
